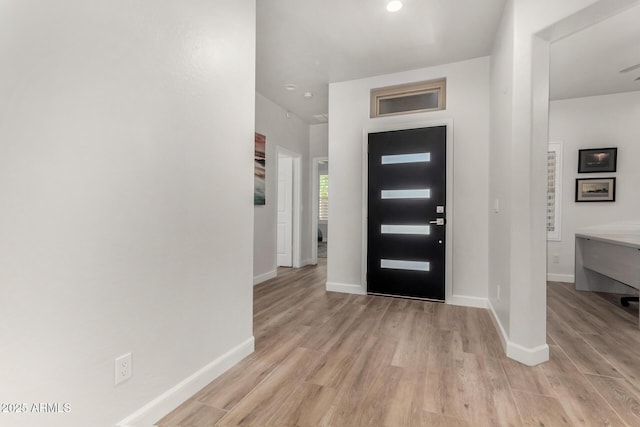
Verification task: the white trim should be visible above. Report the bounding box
[487,299,508,352]
[300,258,313,267]
[507,341,550,366]
[311,157,328,265]
[253,270,277,285]
[547,273,574,283]
[447,295,488,309]
[487,300,549,366]
[326,281,367,295]
[361,118,454,300]
[116,337,254,427]
[276,146,303,269]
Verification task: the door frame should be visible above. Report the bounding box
[276,146,303,269]
[311,156,329,265]
[361,118,454,302]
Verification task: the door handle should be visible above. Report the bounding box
[429,218,445,226]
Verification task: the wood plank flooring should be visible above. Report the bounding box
[157,261,640,426]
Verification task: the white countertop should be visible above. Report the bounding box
[576,222,640,249]
[576,232,640,249]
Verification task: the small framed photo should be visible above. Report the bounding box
[575,177,616,202]
[578,147,617,173]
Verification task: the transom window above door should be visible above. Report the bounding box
[370,78,446,118]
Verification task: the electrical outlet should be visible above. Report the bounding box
[115,353,132,385]
[497,285,501,301]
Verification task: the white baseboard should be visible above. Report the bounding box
[326,281,366,295]
[300,258,313,267]
[487,299,508,352]
[506,341,549,366]
[116,337,255,427]
[487,300,549,366]
[547,273,574,283]
[447,295,488,309]
[253,270,277,285]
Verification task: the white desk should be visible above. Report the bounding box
[575,229,640,327]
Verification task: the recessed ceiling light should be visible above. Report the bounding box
[285,84,297,91]
[303,91,314,99]
[386,1,402,12]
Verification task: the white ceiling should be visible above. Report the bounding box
[550,4,640,101]
[256,1,640,124]
[256,0,507,123]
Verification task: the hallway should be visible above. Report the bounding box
[158,261,640,426]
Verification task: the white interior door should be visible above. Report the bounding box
[277,154,293,267]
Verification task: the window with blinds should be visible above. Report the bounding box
[319,174,329,221]
[547,142,562,241]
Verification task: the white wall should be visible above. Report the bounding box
[489,0,515,338]
[310,123,329,158]
[254,93,310,283]
[0,1,256,426]
[327,57,490,300]
[486,0,632,365]
[547,91,640,281]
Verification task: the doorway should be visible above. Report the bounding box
[276,147,302,268]
[311,157,329,264]
[367,126,447,300]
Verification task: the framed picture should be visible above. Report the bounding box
[575,177,616,202]
[578,147,617,173]
[254,132,266,205]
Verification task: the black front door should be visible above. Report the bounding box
[367,126,446,301]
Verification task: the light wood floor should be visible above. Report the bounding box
[157,260,640,426]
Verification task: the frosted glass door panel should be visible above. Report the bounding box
[381,225,430,235]
[381,189,430,199]
[381,153,431,165]
[381,259,430,272]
